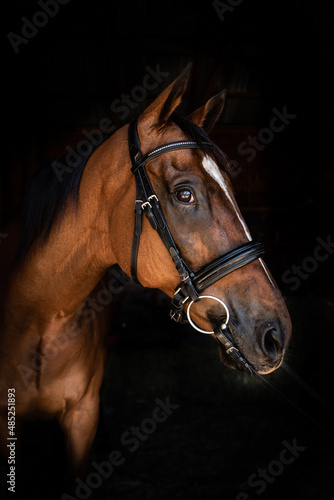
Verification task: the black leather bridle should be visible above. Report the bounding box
[127,123,323,434]
[128,118,265,372]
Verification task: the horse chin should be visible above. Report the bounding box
[216,338,284,375]
[254,356,284,375]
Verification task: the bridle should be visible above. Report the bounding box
[128,118,265,373]
[129,119,324,441]
[127,120,324,449]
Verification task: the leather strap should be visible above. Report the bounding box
[195,241,265,292]
[214,326,253,374]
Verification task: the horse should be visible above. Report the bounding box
[0,64,291,483]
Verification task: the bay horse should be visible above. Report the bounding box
[0,64,291,480]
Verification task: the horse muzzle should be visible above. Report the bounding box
[185,293,288,375]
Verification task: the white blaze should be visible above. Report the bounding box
[202,155,252,240]
[201,155,275,289]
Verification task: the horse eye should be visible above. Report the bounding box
[175,189,195,204]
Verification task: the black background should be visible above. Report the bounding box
[2,1,334,499]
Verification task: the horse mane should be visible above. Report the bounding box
[14,134,110,265]
[15,114,232,265]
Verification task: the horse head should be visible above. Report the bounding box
[114,65,291,375]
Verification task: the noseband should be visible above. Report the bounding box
[128,118,265,372]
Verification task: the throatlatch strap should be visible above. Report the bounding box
[130,198,143,283]
[129,120,143,282]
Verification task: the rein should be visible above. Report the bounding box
[128,118,266,374]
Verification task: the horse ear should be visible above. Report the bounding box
[188,90,226,133]
[139,63,192,131]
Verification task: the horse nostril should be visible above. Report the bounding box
[262,327,283,361]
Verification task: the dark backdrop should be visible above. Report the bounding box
[2,1,334,499]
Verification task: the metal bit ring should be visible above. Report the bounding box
[186,295,229,334]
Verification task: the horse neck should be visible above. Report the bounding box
[5,127,132,325]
